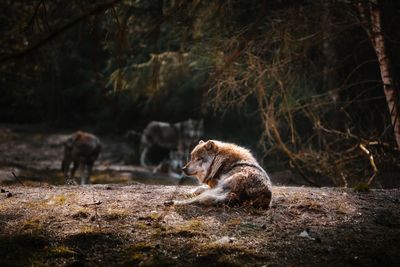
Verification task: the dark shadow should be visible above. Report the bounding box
[63,232,124,266]
[0,232,49,267]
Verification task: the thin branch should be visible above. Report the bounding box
[11,171,25,187]
[0,0,122,63]
[24,0,44,32]
[359,143,378,185]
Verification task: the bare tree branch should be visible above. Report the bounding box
[0,0,122,63]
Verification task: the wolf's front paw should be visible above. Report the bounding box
[192,185,209,195]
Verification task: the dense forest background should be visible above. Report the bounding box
[1,0,400,187]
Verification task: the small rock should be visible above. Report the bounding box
[349,255,359,264]
[6,192,12,198]
[299,230,315,240]
[1,188,5,193]
[215,236,236,245]
[261,224,267,229]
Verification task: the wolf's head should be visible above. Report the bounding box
[182,140,218,183]
[182,139,257,186]
[175,119,204,149]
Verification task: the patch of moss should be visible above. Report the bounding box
[134,221,149,229]
[150,221,167,237]
[79,225,98,234]
[177,219,204,231]
[130,252,148,262]
[163,219,206,237]
[72,209,90,219]
[48,245,77,258]
[21,218,42,233]
[103,210,128,221]
[54,195,66,203]
[226,218,242,226]
[138,211,161,221]
[354,182,370,193]
[47,194,67,205]
[127,242,154,264]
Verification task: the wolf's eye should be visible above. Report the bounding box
[197,157,203,161]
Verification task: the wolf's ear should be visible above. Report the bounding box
[205,140,215,151]
[199,140,204,144]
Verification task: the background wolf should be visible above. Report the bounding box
[62,131,101,185]
[140,119,203,168]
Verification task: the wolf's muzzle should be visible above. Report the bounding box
[182,165,195,176]
[182,165,188,174]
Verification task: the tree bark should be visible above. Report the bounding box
[357,0,400,149]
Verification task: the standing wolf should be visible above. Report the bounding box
[140,119,203,168]
[62,131,101,185]
[169,140,272,208]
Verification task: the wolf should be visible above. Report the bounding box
[140,119,204,168]
[62,131,101,185]
[169,140,272,208]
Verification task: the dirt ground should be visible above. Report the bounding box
[0,185,399,266]
[0,126,399,266]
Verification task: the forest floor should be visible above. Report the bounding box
[0,125,399,266]
[0,184,399,266]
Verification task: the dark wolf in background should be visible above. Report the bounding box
[140,119,204,170]
[62,131,101,185]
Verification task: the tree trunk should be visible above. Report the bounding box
[357,0,400,149]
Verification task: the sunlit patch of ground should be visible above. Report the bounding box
[0,185,399,266]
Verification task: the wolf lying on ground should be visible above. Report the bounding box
[62,131,101,185]
[140,119,203,168]
[168,140,272,208]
